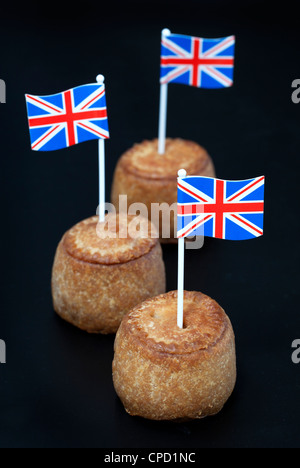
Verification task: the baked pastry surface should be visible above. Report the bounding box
[113,290,236,420]
[111,139,215,241]
[52,215,166,334]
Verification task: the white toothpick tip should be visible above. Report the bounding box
[162,28,171,37]
[96,74,105,84]
[178,169,187,178]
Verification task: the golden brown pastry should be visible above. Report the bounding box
[111,138,215,242]
[52,214,166,334]
[113,290,236,420]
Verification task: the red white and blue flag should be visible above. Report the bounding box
[177,176,265,240]
[25,83,109,151]
[161,34,235,88]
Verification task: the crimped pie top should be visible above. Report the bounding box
[121,291,229,355]
[63,215,158,265]
[119,138,211,180]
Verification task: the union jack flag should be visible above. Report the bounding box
[25,83,109,151]
[160,33,235,88]
[177,176,265,240]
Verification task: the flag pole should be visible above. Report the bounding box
[96,74,106,223]
[158,28,171,155]
[177,169,187,329]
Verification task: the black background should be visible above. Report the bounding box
[1,0,300,448]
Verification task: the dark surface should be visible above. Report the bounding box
[0,1,300,448]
